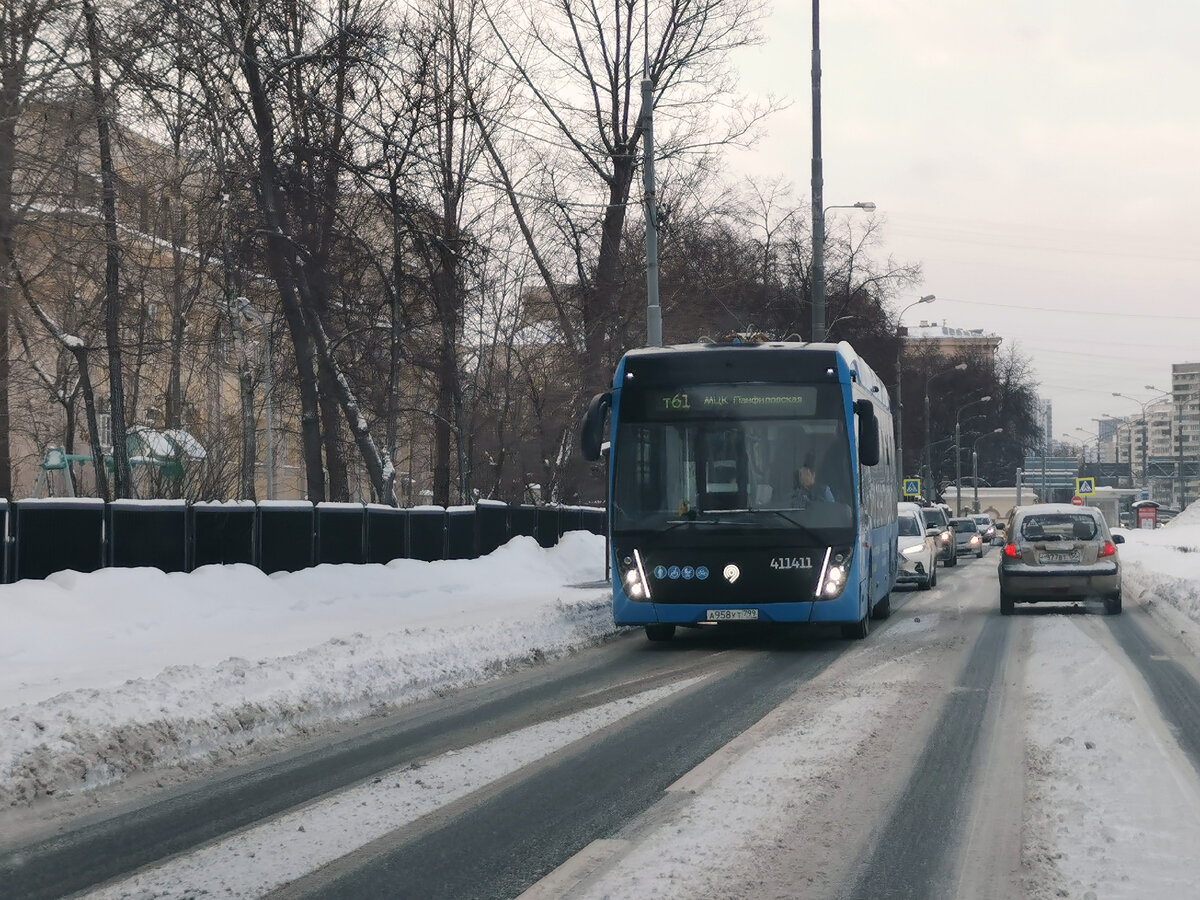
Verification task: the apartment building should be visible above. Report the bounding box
[1173,362,1200,506]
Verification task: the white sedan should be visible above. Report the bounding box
[896,511,937,590]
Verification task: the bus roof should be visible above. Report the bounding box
[616,341,892,410]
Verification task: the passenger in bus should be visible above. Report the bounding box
[791,463,835,506]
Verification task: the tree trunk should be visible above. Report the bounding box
[384,187,404,506]
[0,9,29,499]
[318,378,347,500]
[240,28,326,501]
[585,154,636,391]
[72,345,108,500]
[84,0,132,498]
[308,315,391,503]
[213,139,258,500]
[0,71,15,498]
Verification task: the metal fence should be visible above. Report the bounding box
[0,499,606,584]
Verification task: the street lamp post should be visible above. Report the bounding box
[895,294,935,482]
[955,395,992,515]
[812,201,876,342]
[972,427,1004,513]
[923,362,968,497]
[1075,427,1100,466]
[1112,392,1153,498]
[1098,413,1133,483]
[1144,385,1177,506]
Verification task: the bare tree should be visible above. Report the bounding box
[479,0,771,390]
[0,0,81,497]
[80,0,133,496]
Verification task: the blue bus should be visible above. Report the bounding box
[581,339,898,641]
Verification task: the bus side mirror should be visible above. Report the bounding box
[855,398,880,466]
[581,391,612,461]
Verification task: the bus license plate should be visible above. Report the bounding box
[707,608,758,621]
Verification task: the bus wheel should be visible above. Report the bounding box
[841,614,870,640]
[870,593,891,620]
[645,624,676,642]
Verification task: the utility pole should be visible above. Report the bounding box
[643,78,662,345]
[810,0,825,342]
[641,61,661,346]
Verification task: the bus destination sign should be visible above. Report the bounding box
[641,385,819,417]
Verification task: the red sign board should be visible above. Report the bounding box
[1071,496,1084,506]
[1138,506,1158,529]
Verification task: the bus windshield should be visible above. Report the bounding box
[612,383,854,538]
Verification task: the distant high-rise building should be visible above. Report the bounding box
[1172,362,1200,507]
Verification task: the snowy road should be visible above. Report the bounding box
[5,527,1200,898]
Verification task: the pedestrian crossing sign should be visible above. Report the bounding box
[1075,477,1096,496]
[903,478,921,497]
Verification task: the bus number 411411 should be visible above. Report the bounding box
[770,557,813,570]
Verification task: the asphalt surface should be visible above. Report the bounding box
[7,552,1200,900]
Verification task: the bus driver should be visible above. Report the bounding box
[792,463,835,506]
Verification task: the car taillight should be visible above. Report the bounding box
[1099,541,1117,558]
[1004,543,1020,558]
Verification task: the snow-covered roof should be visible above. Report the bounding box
[905,322,1000,340]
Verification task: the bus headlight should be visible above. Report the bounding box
[619,549,652,601]
[815,547,853,599]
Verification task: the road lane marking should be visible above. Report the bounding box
[80,676,709,900]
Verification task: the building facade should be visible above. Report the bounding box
[901,321,1003,365]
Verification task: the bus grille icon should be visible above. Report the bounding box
[723,564,740,584]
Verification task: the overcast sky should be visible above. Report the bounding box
[726,0,1200,452]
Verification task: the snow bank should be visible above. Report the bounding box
[0,533,615,807]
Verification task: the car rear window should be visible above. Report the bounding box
[921,510,946,528]
[898,515,922,536]
[1019,514,1099,541]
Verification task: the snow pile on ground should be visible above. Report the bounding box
[1115,508,1200,652]
[0,533,615,808]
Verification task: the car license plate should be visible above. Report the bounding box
[1038,551,1080,563]
[706,608,759,621]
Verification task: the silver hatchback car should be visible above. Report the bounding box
[998,504,1124,615]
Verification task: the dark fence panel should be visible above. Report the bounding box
[408,507,447,562]
[476,501,509,556]
[190,503,256,569]
[316,503,366,565]
[366,505,408,564]
[258,502,315,574]
[509,505,539,543]
[108,500,188,572]
[535,507,558,548]
[581,507,607,536]
[14,499,106,580]
[6,499,606,582]
[556,506,585,539]
[0,499,9,584]
[446,507,476,560]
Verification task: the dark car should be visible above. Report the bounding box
[949,517,985,558]
[971,513,998,545]
[997,503,1124,615]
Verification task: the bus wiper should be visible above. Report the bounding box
[662,516,735,531]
